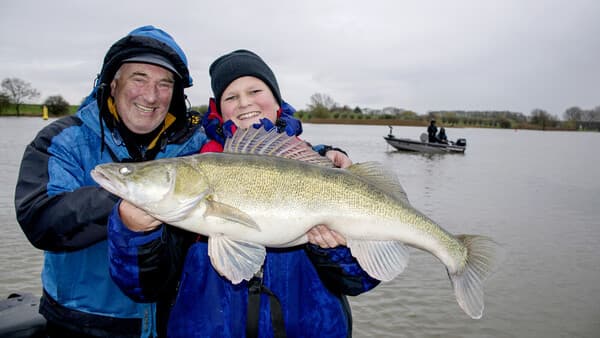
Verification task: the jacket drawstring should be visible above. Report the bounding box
[97,83,108,155]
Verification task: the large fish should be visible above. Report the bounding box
[91,127,500,319]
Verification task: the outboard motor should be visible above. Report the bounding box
[455,138,467,147]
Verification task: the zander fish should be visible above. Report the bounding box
[91,127,501,319]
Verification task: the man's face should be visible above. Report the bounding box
[110,63,175,134]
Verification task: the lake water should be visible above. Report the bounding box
[1,117,599,337]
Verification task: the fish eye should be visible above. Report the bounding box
[119,166,132,175]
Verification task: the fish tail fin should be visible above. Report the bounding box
[449,235,503,319]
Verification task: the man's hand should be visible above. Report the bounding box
[325,150,352,168]
[118,200,162,232]
[307,224,347,248]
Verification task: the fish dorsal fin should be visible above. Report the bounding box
[346,162,410,203]
[224,127,333,167]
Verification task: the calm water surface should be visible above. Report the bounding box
[1,117,599,337]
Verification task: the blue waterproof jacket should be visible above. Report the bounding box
[108,111,380,337]
[14,25,206,337]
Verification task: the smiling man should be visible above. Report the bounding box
[14,26,207,337]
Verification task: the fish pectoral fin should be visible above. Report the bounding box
[346,239,410,282]
[208,235,266,284]
[205,200,261,231]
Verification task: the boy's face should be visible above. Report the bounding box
[219,76,279,129]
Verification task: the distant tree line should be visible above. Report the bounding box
[3,77,599,132]
[297,93,600,131]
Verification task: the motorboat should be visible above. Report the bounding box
[384,126,466,154]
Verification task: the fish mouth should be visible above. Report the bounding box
[90,169,129,199]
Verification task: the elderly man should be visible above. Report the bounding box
[15,26,206,337]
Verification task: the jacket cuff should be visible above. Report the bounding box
[312,144,349,157]
[108,201,163,248]
[305,243,356,265]
[305,243,381,295]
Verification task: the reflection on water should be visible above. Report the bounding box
[1,119,599,337]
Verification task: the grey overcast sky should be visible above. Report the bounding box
[1,0,599,116]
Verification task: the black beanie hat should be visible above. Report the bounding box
[209,49,282,114]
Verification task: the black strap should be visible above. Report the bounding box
[246,277,287,338]
[246,278,261,338]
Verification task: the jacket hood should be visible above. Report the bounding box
[99,25,192,88]
[78,26,192,111]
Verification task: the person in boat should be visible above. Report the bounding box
[14,26,208,337]
[437,127,449,144]
[427,119,438,143]
[108,49,380,337]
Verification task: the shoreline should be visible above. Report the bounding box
[0,115,594,132]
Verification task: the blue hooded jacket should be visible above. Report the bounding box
[14,25,206,338]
